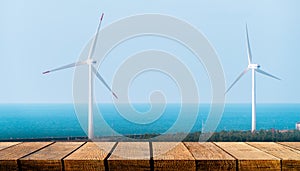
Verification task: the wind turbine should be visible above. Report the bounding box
[226,25,280,132]
[43,13,118,140]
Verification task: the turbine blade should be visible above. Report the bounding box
[246,24,253,64]
[225,68,249,94]
[256,69,281,80]
[92,66,118,99]
[87,13,104,60]
[43,61,86,74]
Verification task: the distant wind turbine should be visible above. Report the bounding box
[43,13,118,140]
[226,25,280,132]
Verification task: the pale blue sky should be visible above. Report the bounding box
[0,0,299,103]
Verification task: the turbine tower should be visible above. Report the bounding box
[43,13,118,140]
[226,25,280,132]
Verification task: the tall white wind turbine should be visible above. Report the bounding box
[226,25,280,132]
[43,13,118,139]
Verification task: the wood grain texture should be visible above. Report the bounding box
[279,142,300,151]
[20,142,84,171]
[215,142,280,171]
[108,142,150,171]
[1,142,300,170]
[0,142,52,171]
[64,142,115,171]
[185,142,235,171]
[0,142,20,151]
[153,142,196,171]
[248,142,300,171]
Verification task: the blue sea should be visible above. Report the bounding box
[0,103,299,140]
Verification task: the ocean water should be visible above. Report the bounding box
[0,103,299,140]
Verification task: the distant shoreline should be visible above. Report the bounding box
[1,129,300,142]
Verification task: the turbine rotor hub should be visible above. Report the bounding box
[86,59,97,65]
[248,64,260,69]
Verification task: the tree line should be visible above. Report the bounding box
[185,129,300,142]
[126,129,300,142]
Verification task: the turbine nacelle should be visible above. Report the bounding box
[86,59,97,65]
[248,64,260,69]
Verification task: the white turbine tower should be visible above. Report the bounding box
[43,13,118,140]
[226,25,280,132]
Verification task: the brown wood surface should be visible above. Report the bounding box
[20,142,84,171]
[279,142,300,150]
[152,142,196,171]
[184,142,235,171]
[0,142,52,171]
[215,142,280,171]
[64,142,116,171]
[108,142,150,171]
[1,142,300,170]
[248,142,300,171]
[0,142,20,151]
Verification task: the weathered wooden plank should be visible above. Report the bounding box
[0,142,52,171]
[153,142,196,171]
[64,142,115,171]
[248,142,300,171]
[20,142,84,171]
[215,142,280,171]
[279,142,300,151]
[0,142,20,151]
[184,142,235,171]
[108,142,150,171]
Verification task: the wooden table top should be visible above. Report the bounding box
[0,142,300,171]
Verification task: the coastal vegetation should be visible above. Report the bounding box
[2,130,300,142]
[185,129,300,142]
[128,129,300,142]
